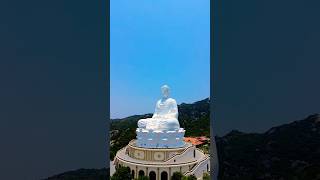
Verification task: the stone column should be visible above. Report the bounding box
[135,166,138,179]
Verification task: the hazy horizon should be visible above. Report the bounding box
[111,96,210,119]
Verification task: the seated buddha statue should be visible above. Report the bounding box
[137,85,180,131]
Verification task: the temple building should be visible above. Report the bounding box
[113,85,218,180]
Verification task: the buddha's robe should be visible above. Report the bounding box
[137,98,180,131]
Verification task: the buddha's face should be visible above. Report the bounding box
[161,85,170,98]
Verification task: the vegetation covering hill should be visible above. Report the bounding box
[43,168,109,180]
[217,114,320,180]
[44,100,320,180]
[110,98,210,160]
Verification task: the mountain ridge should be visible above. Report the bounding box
[44,99,320,179]
[217,113,320,180]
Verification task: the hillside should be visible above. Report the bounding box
[217,114,320,180]
[110,98,210,160]
[43,168,109,180]
[45,114,320,180]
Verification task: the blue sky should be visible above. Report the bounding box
[111,0,210,118]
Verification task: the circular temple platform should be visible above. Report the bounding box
[114,140,210,180]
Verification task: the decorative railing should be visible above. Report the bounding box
[128,139,194,162]
[116,154,198,166]
[184,154,209,176]
[115,146,127,159]
[164,144,194,162]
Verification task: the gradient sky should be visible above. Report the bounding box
[110,0,210,118]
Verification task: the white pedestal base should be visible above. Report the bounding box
[136,128,185,148]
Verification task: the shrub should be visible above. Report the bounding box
[111,166,132,180]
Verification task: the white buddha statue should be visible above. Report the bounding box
[137,85,180,131]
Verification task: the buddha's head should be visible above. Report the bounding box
[161,85,170,98]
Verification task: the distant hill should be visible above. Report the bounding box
[43,168,109,180]
[44,107,320,180]
[217,114,320,180]
[110,98,210,160]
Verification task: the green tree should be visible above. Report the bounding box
[188,175,197,180]
[135,175,149,180]
[182,175,197,180]
[203,173,210,180]
[172,172,184,180]
[111,166,132,180]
